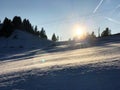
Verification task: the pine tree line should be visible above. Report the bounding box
[0,16,47,39]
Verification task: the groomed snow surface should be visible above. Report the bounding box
[0,31,120,90]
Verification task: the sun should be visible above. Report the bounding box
[72,24,86,40]
[76,28,83,36]
[75,27,85,39]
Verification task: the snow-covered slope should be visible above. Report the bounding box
[0,30,53,49]
[0,34,120,90]
[0,30,53,58]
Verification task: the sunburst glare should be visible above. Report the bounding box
[73,24,86,40]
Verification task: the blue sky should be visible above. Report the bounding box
[0,0,120,40]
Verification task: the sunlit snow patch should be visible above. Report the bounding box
[41,59,46,63]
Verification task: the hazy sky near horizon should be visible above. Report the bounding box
[0,0,120,40]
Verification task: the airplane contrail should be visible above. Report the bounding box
[93,0,104,13]
[105,17,120,24]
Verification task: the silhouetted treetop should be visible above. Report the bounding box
[40,27,47,39]
[52,33,57,41]
[0,17,14,37]
[101,27,111,37]
[12,16,22,29]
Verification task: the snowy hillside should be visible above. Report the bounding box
[0,34,120,90]
[0,30,53,49]
[0,30,53,57]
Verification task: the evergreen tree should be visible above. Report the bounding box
[34,26,38,32]
[0,17,14,37]
[57,36,59,41]
[52,33,57,41]
[34,25,39,36]
[22,19,27,31]
[12,16,22,29]
[22,19,34,33]
[101,27,111,37]
[40,28,47,39]
[91,31,96,38]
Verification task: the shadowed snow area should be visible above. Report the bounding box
[0,33,120,90]
[0,42,120,75]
